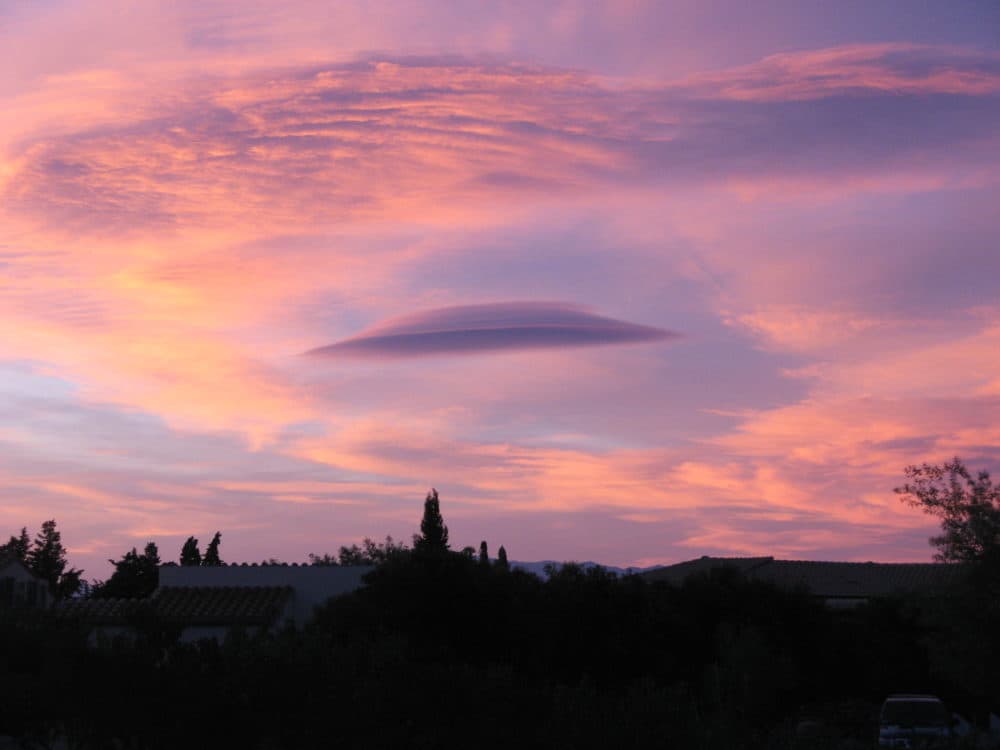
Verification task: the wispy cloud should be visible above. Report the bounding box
[306,302,677,358]
[6,46,999,238]
[3,25,1000,574]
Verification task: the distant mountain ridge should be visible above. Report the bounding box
[511,560,663,578]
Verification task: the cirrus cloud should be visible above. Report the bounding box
[305,302,678,359]
[5,45,1000,239]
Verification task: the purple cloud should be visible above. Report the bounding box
[306,302,678,359]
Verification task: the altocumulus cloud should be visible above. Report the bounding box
[306,302,678,359]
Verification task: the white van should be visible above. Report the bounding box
[877,694,953,748]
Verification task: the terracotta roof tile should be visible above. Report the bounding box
[56,597,147,624]
[56,586,292,626]
[152,586,292,625]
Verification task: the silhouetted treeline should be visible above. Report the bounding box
[3,548,998,749]
[1,520,82,598]
[4,478,1000,748]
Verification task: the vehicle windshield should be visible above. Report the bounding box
[881,700,950,727]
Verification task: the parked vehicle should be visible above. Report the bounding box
[877,694,953,748]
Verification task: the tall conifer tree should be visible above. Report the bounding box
[25,520,81,598]
[415,489,449,553]
[1,528,29,561]
[203,531,224,566]
[180,536,201,566]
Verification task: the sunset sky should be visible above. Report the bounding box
[3,2,1000,577]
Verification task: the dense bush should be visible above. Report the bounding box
[4,550,995,748]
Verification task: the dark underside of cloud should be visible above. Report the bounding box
[306,302,678,358]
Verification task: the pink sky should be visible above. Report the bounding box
[3,1,1000,577]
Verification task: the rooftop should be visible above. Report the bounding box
[642,556,968,599]
[57,585,293,626]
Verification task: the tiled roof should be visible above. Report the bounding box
[753,559,966,598]
[643,556,968,598]
[56,586,292,626]
[152,586,292,625]
[56,597,147,624]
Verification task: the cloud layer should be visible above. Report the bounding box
[5,45,999,239]
[306,302,677,358]
[1,5,999,577]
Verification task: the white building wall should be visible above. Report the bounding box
[0,559,50,608]
[158,565,372,627]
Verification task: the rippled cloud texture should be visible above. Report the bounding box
[2,2,1000,575]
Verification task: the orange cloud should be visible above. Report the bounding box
[2,43,999,573]
[683,44,1000,101]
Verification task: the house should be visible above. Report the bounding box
[642,556,968,607]
[57,585,295,644]
[57,562,372,644]
[158,562,372,627]
[0,554,51,609]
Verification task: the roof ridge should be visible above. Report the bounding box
[157,584,294,591]
[768,559,951,566]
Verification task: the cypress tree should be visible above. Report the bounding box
[203,531,224,566]
[415,489,449,553]
[479,540,489,566]
[496,545,509,570]
[180,536,201,566]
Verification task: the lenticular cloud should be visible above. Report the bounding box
[306,302,677,359]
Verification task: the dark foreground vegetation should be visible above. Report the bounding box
[1,462,998,748]
[0,552,1000,749]
[2,553,998,748]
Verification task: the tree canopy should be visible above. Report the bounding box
[895,457,1000,564]
[21,520,82,599]
[316,535,409,566]
[0,528,29,562]
[94,542,160,599]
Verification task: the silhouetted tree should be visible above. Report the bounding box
[203,531,223,566]
[496,545,508,570]
[180,536,201,566]
[55,569,83,600]
[414,489,449,554]
[24,520,81,598]
[896,458,1000,563]
[897,460,1000,718]
[308,553,339,566]
[94,542,160,599]
[0,527,29,561]
[479,540,489,566]
[330,535,408,566]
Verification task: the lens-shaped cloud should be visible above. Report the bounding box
[306,302,678,359]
